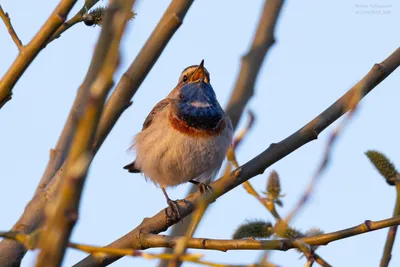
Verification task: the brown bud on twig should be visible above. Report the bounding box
[263,170,284,206]
[365,150,398,186]
[267,171,281,197]
[83,6,135,27]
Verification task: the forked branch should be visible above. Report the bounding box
[0,0,78,108]
[0,5,23,52]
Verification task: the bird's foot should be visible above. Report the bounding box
[198,183,212,194]
[165,199,182,221]
[190,180,212,194]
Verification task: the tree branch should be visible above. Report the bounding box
[142,215,400,251]
[0,5,23,52]
[73,47,400,267]
[4,216,400,260]
[225,0,284,130]
[0,0,78,109]
[34,1,135,266]
[0,232,239,267]
[380,182,400,267]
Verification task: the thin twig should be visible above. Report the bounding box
[4,215,400,256]
[0,0,78,109]
[34,1,136,266]
[285,106,358,224]
[0,5,23,52]
[0,231,249,267]
[380,181,400,267]
[46,0,101,44]
[140,215,400,251]
[73,47,400,267]
[226,0,284,130]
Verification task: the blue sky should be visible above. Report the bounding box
[1,0,399,266]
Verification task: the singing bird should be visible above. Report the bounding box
[124,60,233,218]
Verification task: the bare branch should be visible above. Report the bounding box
[284,98,359,224]
[0,232,238,267]
[380,182,400,267]
[0,0,78,109]
[0,5,23,52]
[34,1,136,266]
[73,47,400,267]
[226,0,284,130]
[78,215,400,253]
[4,215,400,262]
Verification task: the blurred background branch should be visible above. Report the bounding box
[35,1,136,266]
[226,0,284,130]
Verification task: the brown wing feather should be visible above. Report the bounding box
[142,99,170,130]
[124,99,170,173]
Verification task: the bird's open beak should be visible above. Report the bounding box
[190,59,207,82]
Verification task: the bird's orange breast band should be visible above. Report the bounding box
[168,112,226,138]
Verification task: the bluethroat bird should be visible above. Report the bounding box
[124,60,233,219]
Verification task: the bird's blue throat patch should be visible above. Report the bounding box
[176,82,223,130]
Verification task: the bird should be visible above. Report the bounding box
[124,60,233,219]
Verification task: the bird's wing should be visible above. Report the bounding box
[142,98,170,130]
[124,99,170,173]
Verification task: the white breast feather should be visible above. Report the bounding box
[133,107,233,187]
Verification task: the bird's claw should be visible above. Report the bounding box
[165,199,182,221]
[197,183,212,194]
[190,180,212,194]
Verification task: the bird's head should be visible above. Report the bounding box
[168,60,215,103]
[178,59,210,84]
[168,60,224,130]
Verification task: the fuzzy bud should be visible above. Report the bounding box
[282,226,304,239]
[233,220,273,239]
[267,170,281,199]
[365,150,398,185]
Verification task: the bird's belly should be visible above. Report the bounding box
[133,116,231,187]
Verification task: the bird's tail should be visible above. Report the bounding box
[123,161,141,173]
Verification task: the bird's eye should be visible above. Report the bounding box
[182,75,188,83]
